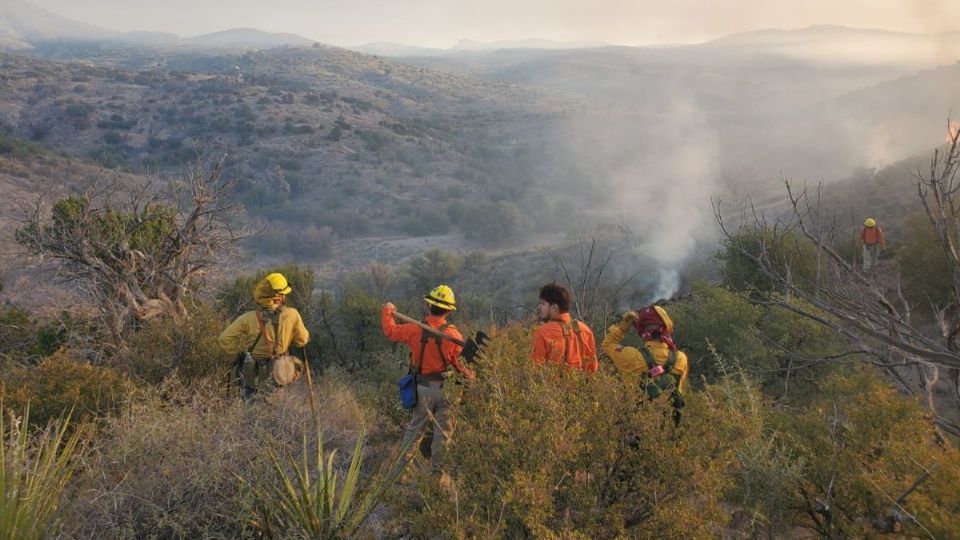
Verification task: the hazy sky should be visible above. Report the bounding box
[28,0,960,48]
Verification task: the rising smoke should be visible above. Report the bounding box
[624,100,720,302]
[548,97,721,304]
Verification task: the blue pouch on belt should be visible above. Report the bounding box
[398,374,417,410]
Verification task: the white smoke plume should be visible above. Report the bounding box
[608,99,721,303]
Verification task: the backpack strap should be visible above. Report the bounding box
[637,342,658,371]
[246,323,263,355]
[414,322,452,377]
[434,323,451,367]
[255,308,282,359]
[570,320,587,362]
[553,319,588,366]
[555,320,571,364]
[414,319,429,375]
[665,349,677,373]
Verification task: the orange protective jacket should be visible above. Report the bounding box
[381,306,473,378]
[531,313,598,373]
[859,226,886,247]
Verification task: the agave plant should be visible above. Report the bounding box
[247,427,409,539]
[1,405,83,540]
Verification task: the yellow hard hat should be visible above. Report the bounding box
[864,218,876,227]
[424,284,457,311]
[653,305,674,334]
[254,272,292,306]
[264,273,292,295]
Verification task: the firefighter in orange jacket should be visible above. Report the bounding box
[859,217,886,272]
[531,282,598,373]
[382,285,475,472]
[602,305,688,422]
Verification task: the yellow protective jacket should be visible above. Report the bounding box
[601,324,688,394]
[218,307,309,360]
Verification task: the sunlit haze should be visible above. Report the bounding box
[26,0,960,47]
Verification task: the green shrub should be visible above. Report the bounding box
[64,102,93,118]
[781,368,960,538]
[389,326,770,538]
[86,145,127,168]
[716,227,817,294]
[673,282,844,398]
[0,307,38,362]
[103,131,123,145]
[0,307,96,368]
[357,129,388,151]
[289,226,335,259]
[123,303,232,385]
[898,212,952,315]
[312,286,391,372]
[405,249,462,294]
[0,134,44,159]
[460,200,525,243]
[0,351,134,427]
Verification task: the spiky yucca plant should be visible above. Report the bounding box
[1,405,83,540]
[246,428,409,539]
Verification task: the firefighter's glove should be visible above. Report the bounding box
[618,310,639,332]
[461,331,491,364]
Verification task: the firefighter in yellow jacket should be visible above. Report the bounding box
[602,305,688,422]
[219,272,310,400]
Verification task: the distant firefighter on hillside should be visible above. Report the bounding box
[859,217,886,272]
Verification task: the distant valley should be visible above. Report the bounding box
[1,0,959,287]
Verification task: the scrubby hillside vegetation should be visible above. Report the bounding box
[4,133,960,538]
[0,48,586,254]
[4,12,960,536]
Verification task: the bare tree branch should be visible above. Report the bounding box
[14,156,249,346]
[714,120,960,425]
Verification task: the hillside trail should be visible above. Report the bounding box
[864,253,902,294]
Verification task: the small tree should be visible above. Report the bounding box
[545,228,646,327]
[717,226,817,295]
[15,158,246,345]
[405,249,462,295]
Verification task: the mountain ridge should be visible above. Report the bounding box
[1,0,316,50]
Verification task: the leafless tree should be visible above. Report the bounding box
[15,157,248,346]
[714,122,960,438]
[366,262,393,301]
[545,228,644,327]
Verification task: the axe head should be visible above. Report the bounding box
[461,330,491,364]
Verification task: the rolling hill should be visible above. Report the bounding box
[0,0,317,51]
[1,10,958,283]
[0,0,118,48]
